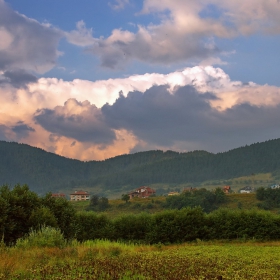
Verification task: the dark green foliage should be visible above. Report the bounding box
[0,184,76,244]
[207,208,280,240]
[0,184,41,244]
[147,207,206,244]
[74,207,280,243]
[74,212,112,241]
[164,188,227,213]
[122,194,130,203]
[3,138,280,193]
[113,213,152,241]
[256,187,280,209]
[41,193,77,239]
[87,195,110,212]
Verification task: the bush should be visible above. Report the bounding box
[113,213,152,242]
[206,208,280,240]
[148,207,206,244]
[75,211,112,241]
[16,226,66,248]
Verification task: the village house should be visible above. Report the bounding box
[183,187,197,193]
[51,193,66,199]
[240,186,254,194]
[128,186,156,199]
[70,190,90,201]
[270,184,280,189]
[223,186,231,194]
[168,191,180,196]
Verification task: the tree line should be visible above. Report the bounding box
[2,138,280,193]
[2,184,280,245]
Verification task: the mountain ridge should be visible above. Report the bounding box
[1,139,280,194]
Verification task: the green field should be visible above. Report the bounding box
[2,240,280,279]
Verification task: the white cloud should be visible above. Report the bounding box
[109,0,130,10]
[66,0,280,68]
[65,21,96,47]
[0,1,62,73]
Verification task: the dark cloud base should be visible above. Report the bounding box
[0,122,35,141]
[0,69,38,88]
[34,84,280,153]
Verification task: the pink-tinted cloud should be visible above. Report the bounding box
[2,66,280,160]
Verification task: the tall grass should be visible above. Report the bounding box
[2,241,280,279]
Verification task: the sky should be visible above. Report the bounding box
[1,0,280,161]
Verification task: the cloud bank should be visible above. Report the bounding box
[1,65,280,160]
[67,0,280,68]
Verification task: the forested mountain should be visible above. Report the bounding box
[1,139,280,194]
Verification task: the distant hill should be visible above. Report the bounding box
[1,139,280,194]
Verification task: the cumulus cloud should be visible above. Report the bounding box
[34,99,116,144]
[2,65,280,160]
[88,24,219,69]
[102,85,218,146]
[66,0,280,68]
[0,69,38,88]
[33,82,280,155]
[102,84,280,152]
[0,121,35,141]
[11,121,35,139]
[65,21,96,47]
[0,1,62,73]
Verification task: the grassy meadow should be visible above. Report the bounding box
[1,239,280,279]
[3,183,280,279]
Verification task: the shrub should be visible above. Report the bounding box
[16,226,66,248]
[148,207,206,244]
[113,213,152,242]
[75,211,112,241]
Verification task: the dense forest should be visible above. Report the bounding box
[1,139,280,194]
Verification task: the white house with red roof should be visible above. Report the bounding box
[70,190,90,201]
[128,186,156,199]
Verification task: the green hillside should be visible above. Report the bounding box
[1,139,280,194]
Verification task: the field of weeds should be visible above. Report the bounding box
[1,240,280,279]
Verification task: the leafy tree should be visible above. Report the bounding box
[29,206,58,230]
[98,197,109,211]
[0,185,77,244]
[89,194,99,208]
[0,184,41,244]
[41,193,76,239]
[87,195,110,211]
[122,194,130,203]
[164,188,226,213]
[256,187,280,209]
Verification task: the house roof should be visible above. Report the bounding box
[70,190,89,195]
[51,193,65,197]
[135,186,155,192]
[183,187,197,192]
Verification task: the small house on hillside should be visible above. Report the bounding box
[223,186,231,194]
[51,193,66,199]
[128,186,156,199]
[168,191,180,196]
[183,187,197,193]
[70,190,90,201]
[240,186,254,194]
[270,184,280,189]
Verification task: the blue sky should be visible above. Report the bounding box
[4,0,280,84]
[1,0,280,160]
